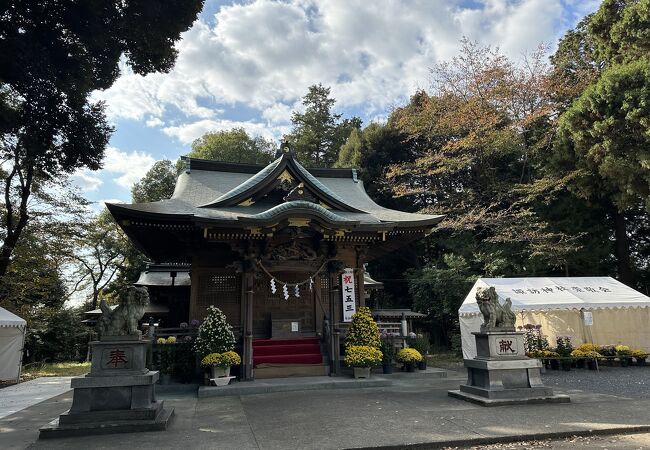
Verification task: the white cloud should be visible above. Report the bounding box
[94,0,598,129]
[103,147,156,189]
[162,119,288,145]
[145,117,164,127]
[262,102,293,124]
[71,170,103,192]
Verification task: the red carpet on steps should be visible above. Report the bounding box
[253,337,322,367]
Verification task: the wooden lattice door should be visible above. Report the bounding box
[192,269,241,333]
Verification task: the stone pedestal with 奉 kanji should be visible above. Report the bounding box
[448,286,569,406]
[39,334,173,438]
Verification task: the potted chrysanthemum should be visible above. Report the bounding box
[344,345,382,378]
[379,336,396,374]
[633,349,649,366]
[616,345,633,367]
[156,336,177,384]
[201,351,241,379]
[396,348,422,372]
[194,306,238,380]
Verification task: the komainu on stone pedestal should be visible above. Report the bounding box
[448,286,569,406]
[476,286,516,331]
[97,285,149,337]
[39,285,174,439]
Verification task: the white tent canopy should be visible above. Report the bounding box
[0,306,26,381]
[459,277,650,359]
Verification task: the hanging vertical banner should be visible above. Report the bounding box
[341,268,357,322]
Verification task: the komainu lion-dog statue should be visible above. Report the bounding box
[97,285,149,337]
[475,286,516,331]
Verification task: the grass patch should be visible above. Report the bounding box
[427,352,463,369]
[22,362,90,378]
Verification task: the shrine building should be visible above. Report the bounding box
[107,142,442,380]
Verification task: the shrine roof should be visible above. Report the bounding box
[107,144,443,230]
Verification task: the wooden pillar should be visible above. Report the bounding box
[357,266,366,308]
[328,262,341,376]
[188,267,201,321]
[242,270,254,381]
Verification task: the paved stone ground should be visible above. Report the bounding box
[0,377,72,420]
[2,369,650,449]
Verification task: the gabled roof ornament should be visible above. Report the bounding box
[275,139,295,159]
[199,138,364,212]
[284,183,315,203]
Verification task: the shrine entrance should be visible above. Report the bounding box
[108,142,443,381]
[252,272,317,338]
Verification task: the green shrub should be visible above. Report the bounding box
[407,334,431,356]
[379,337,396,364]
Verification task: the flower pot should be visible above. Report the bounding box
[211,365,231,378]
[561,360,572,371]
[353,367,371,379]
[417,360,427,371]
[211,376,234,386]
[620,357,631,367]
[550,359,559,370]
[404,362,416,373]
[637,358,647,366]
[382,363,393,374]
[575,359,585,369]
[587,359,598,370]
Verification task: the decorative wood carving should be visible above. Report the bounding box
[283,183,316,203]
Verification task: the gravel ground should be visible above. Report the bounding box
[443,366,650,449]
[541,365,650,398]
[445,433,650,449]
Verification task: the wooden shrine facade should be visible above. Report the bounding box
[107,142,442,380]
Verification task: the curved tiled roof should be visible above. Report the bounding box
[197,148,362,212]
[107,151,444,230]
[239,200,357,225]
[200,156,283,207]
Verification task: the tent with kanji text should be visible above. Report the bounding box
[458,277,650,359]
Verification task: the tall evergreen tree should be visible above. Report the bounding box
[288,84,361,167]
[551,0,650,285]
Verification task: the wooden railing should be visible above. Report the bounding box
[377,322,401,335]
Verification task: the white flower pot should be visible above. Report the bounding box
[211,365,231,378]
[212,376,234,386]
[353,367,371,379]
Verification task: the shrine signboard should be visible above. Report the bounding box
[341,268,357,322]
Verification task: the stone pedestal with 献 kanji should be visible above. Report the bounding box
[39,334,174,438]
[448,330,570,406]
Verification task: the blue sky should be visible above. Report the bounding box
[75,0,600,209]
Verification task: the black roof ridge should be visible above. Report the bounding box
[180,156,357,178]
